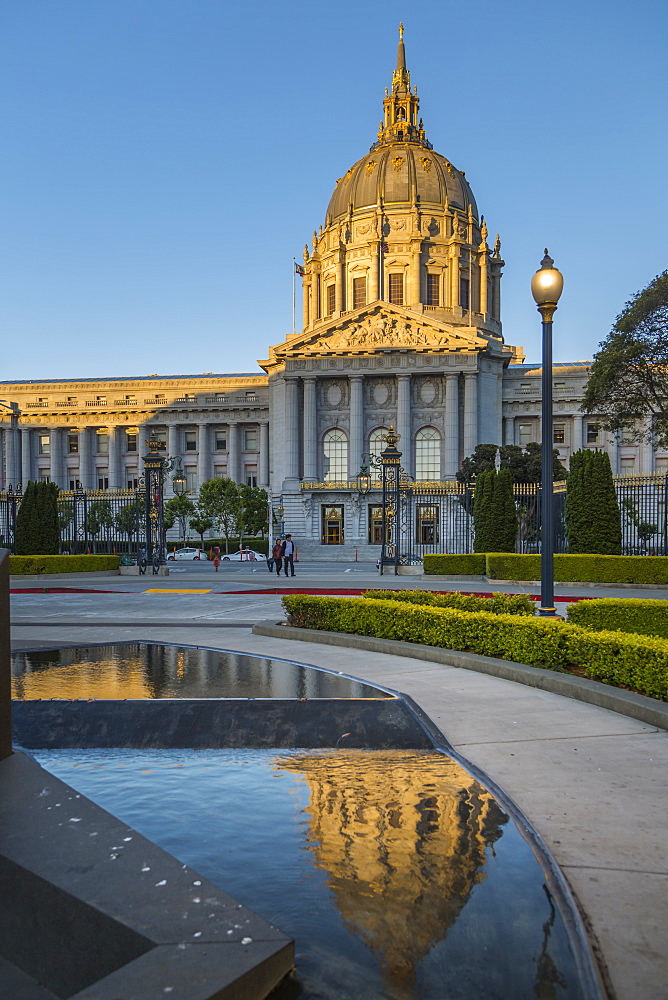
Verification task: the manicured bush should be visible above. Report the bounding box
[473,468,517,552]
[423,554,486,576]
[567,598,668,639]
[363,589,535,616]
[15,481,60,555]
[566,450,622,554]
[9,555,120,575]
[485,553,668,584]
[282,594,668,700]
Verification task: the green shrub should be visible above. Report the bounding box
[473,468,516,552]
[566,449,622,554]
[282,594,668,700]
[9,555,120,575]
[363,589,535,616]
[423,554,486,576]
[567,598,668,639]
[486,553,668,584]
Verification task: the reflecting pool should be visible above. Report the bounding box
[32,747,587,1000]
[11,644,384,701]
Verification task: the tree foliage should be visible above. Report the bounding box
[581,270,668,444]
[458,443,567,485]
[85,500,114,553]
[115,499,143,541]
[164,494,196,543]
[473,468,517,553]
[565,450,622,554]
[197,477,241,552]
[189,511,214,545]
[15,481,60,554]
[238,485,269,538]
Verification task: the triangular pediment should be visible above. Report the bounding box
[262,304,488,369]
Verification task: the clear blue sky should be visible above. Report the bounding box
[1,0,666,380]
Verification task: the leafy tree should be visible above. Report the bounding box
[458,443,567,485]
[189,511,214,546]
[85,500,114,553]
[197,477,241,553]
[115,499,144,547]
[164,494,196,544]
[565,450,622,554]
[238,485,269,538]
[473,468,517,552]
[15,481,60,554]
[621,497,657,553]
[581,270,668,444]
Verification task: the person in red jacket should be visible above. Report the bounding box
[271,538,283,576]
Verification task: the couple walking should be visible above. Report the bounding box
[271,534,296,577]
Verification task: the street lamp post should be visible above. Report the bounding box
[142,434,167,565]
[380,427,402,576]
[531,250,564,617]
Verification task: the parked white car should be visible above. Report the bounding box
[167,547,202,560]
[221,548,265,562]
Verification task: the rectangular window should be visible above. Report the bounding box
[621,427,635,445]
[214,465,226,478]
[69,479,78,490]
[327,283,336,316]
[388,273,404,305]
[244,428,258,451]
[39,473,50,482]
[416,504,440,545]
[352,276,366,309]
[426,273,440,306]
[184,431,197,451]
[518,423,533,446]
[553,424,565,444]
[126,433,137,452]
[586,423,599,443]
[215,431,227,451]
[246,474,258,487]
[67,434,78,454]
[185,468,197,490]
[459,276,469,310]
[38,434,50,455]
[125,394,136,402]
[368,505,383,545]
[655,459,668,473]
[96,396,106,404]
[96,433,109,454]
[127,472,139,489]
[97,476,109,489]
[321,504,344,545]
[620,458,635,474]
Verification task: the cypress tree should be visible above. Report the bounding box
[566,449,621,554]
[14,481,60,554]
[14,482,38,554]
[473,471,493,552]
[474,469,517,552]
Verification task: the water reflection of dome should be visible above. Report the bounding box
[276,750,507,995]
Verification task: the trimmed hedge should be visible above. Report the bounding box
[486,553,668,584]
[567,598,668,639]
[282,594,668,700]
[423,554,486,576]
[363,589,535,616]
[9,555,121,575]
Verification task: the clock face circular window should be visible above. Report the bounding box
[327,384,342,406]
[373,383,389,406]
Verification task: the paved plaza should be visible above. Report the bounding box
[9,563,668,1000]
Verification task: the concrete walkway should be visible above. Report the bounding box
[8,570,668,1000]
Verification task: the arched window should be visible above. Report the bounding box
[368,428,389,463]
[323,429,348,482]
[415,427,441,480]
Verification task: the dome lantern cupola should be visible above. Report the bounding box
[373,23,431,151]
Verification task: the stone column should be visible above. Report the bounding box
[641,417,654,474]
[336,254,345,314]
[227,422,238,483]
[348,376,364,478]
[167,423,179,461]
[302,378,317,481]
[107,426,120,489]
[444,373,459,478]
[197,423,210,487]
[479,252,489,316]
[607,432,619,474]
[7,420,19,487]
[463,373,478,458]
[21,428,32,486]
[409,242,421,309]
[369,244,379,302]
[259,421,270,486]
[284,379,300,480]
[50,428,63,487]
[79,427,91,489]
[302,278,310,329]
[397,375,411,476]
[571,414,583,454]
[503,415,515,446]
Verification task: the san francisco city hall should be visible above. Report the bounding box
[1,31,665,558]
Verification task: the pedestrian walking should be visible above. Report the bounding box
[281,534,296,577]
[272,538,283,576]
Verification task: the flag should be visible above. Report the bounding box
[295,262,306,277]
[379,242,389,253]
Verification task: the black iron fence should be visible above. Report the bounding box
[0,488,145,555]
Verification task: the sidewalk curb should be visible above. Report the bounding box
[252,620,668,731]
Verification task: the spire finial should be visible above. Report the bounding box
[399,22,404,40]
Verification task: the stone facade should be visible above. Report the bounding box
[1,30,666,557]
